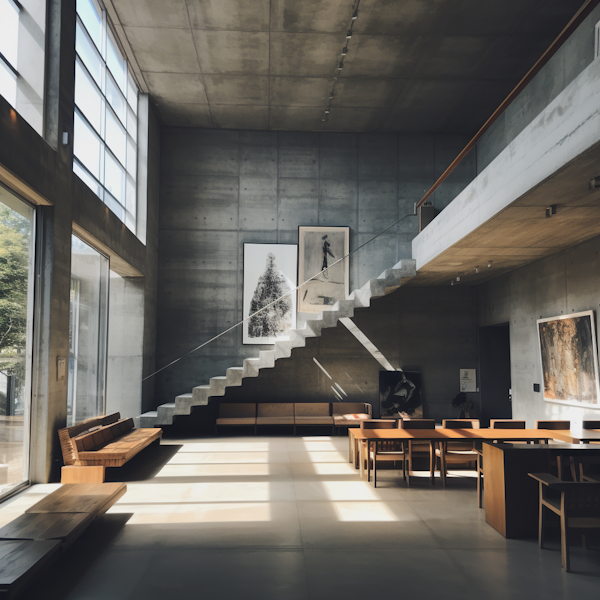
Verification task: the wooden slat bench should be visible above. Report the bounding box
[58,413,162,483]
[0,482,126,598]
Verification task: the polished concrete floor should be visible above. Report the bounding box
[2,434,600,599]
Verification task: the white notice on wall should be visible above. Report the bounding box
[460,369,477,392]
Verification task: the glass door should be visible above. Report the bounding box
[67,235,109,426]
[0,184,35,499]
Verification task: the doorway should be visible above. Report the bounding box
[479,323,512,426]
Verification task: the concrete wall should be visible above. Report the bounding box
[479,234,600,426]
[155,129,476,405]
[181,285,479,428]
[477,4,600,172]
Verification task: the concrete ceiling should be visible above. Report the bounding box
[109,0,584,132]
[405,141,600,287]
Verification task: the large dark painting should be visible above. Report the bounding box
[379,371,423,418]
[537,310,600,408]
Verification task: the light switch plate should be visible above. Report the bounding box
[57,357,66,381]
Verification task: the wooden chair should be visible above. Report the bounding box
[436,419,480,488]
[360,420,398,482]
[490,419,526,429]
[536,420,572,478]
[364,420,401,486]
[529,472,600,572]
[401,419,436,486]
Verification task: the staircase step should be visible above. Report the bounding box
[226,367,244,386]
[156,403,176,425]
[210,376,228,396]
[259,350,276,368]
[274,340,292,359]
[139,411,158,428]
[349,289,372,308]
[243,358,261,377]
[192,385,211,405]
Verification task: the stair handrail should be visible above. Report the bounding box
[142,212,417,381]
[415,0,599,211]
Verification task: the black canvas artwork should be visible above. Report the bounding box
[243,244,297,345]
[379,371,423,419]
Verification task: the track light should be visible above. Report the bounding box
[451,280,454,286]
[337,62,343,70]
[341,46,348,56]
[475,266,479,274]
[488,261,493,268]
[329,93,334,100]
[325,108,330,114]
[352,10,358,20]
[346,30,352,39]
[545,204,557,218]
[456,276,460,282]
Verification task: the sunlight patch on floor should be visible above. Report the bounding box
[331,501,402,522]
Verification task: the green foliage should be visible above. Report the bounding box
[0,206,31,374]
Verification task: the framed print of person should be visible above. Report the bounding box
[298,226,350,313]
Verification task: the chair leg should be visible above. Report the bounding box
[561,506,570,572]
[477,454,483,509]
[373,455,377,488]
[441,450,447,488]
[539,487,544,549]
[429,442,434,484]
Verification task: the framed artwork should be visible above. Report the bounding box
[243,244,297,345]
[379,371,423,419]
[537,310,600,409]
[298,226,350,313]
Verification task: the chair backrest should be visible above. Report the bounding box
[257,403,294,417]
[442,419,480,429]
[490,419,526,429]
[582,420,600,429]
[401,419,435,430]
[294,403,330,417]
[535,420,570,430]
[332,402,371,416]
[218,403,256,418]
[361,419,397,429]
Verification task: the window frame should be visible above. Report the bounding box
[73,0,139,234]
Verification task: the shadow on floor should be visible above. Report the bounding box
[104,441,182,482]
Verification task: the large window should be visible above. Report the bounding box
[0,184,35,499]
[0,0,19,107]
[74,0,138,233]
[67,235,109,427]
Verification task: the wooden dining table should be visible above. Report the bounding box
[545,429,600,443]
[348,427,557,471]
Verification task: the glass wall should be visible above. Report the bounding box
[67,236,109,427]
[0,0,19,107]
[0,185,35,499]
[73,0,139,233]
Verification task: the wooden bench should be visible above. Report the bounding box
[214,402,373,435]
[58,413,162,483]
[0,482,126,598]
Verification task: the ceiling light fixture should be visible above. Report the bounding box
[329,93,334,100]
[488,261,493,268]
[341,46,348,56]
[589,177,600,190]
[325,108,330,114]
[456,276,460,282]
[346,30,352,39]
[337,62,344,70]
[352,10,358,20]
[475,266,479,274]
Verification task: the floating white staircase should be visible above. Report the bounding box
[139,259,416,428]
